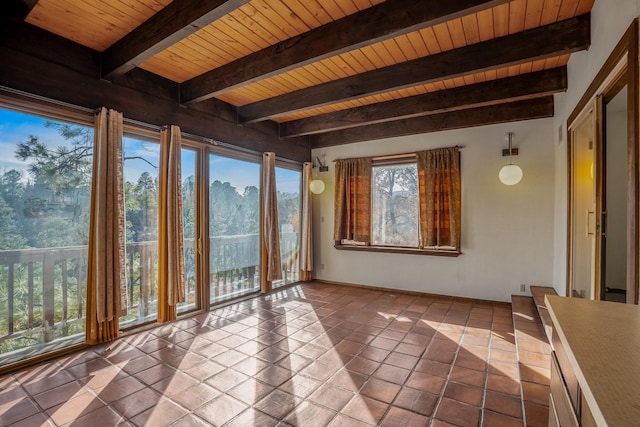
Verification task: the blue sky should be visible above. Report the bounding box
[0,109,72,176]
[209,154,301,195]
[0,107,301,195]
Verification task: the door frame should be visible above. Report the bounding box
[566,19,639,303]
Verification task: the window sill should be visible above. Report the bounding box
[334,243,461,257]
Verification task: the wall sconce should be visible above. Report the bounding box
[309,156,328,194]
[499,132,523,186]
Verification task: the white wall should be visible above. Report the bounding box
[312,119,555,302]
[311,1,640,301]
[552,0,640,295]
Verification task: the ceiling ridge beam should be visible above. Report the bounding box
[102,0,251,79]
[239,13,590,124]
[180,0,510,103]
[281,67,568,138]
[310,97,555,148]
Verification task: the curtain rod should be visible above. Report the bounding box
[182,131,303,166]
[332,145,465,162]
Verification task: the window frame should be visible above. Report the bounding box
[335,153,461,257]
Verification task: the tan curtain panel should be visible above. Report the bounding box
[261,152,282,292]
[158,125,186,322]
[334,158,372,243]
[300,161,313,281]
[86,107,126,344]
[417,146,461,249]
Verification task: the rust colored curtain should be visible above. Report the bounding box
[261,152,282,292]
[158,125,186,322]
[334,158,372,243]
[300,161,313,281]
[417,147,461,249]
[86,107,126,344]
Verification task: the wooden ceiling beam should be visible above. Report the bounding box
[240,13,590,124]
[101,0,251,79]
[281,67,568,138]
[0,22,309,161]
[309,97,555,148]
[0,0,39,21]
[180,0,509,104]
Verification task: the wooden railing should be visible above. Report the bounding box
[0,245,87,343]
[0,232,299,345]
[208,232,299,300]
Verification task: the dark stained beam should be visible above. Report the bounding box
[309,97,555,148]
[240,14,590,123]
[0,0,39,21]
[180,0,509,103]
[0,23,309,162]
[102,0,250,79]
[281,67,568,138]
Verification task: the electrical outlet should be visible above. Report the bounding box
[520,284,526,292]
[320,264,325,270]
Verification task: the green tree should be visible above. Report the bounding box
[124,172,158,243]
[182,175,196,239]
[210,180,242,236]
[0,169,24,208]
[15,122,92,193]
[239,185,259,234]
[373,165,418,245]
[0,196,26,249]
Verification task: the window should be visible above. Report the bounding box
[335,147,461,255]
[0,107,93,363]
[372,163,419,247]
[274,166,302,287]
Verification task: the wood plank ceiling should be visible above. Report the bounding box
[20,0,594,148]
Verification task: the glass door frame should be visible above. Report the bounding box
[274,158,304,288]
[206,145,263,306]
[179,139,208,315]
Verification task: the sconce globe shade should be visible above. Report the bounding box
[309,179,326,194]
[499,164,523,186]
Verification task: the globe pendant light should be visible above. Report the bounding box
[310,156,328,194]
[309,178,325,194]
[499,132,523,186]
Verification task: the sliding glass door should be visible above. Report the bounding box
[0,105,306,368]
[208,154,261,303]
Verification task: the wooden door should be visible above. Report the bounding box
[569,103,599,299]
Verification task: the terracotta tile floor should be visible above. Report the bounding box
[0,282,526,426]
[511,295,552,427]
